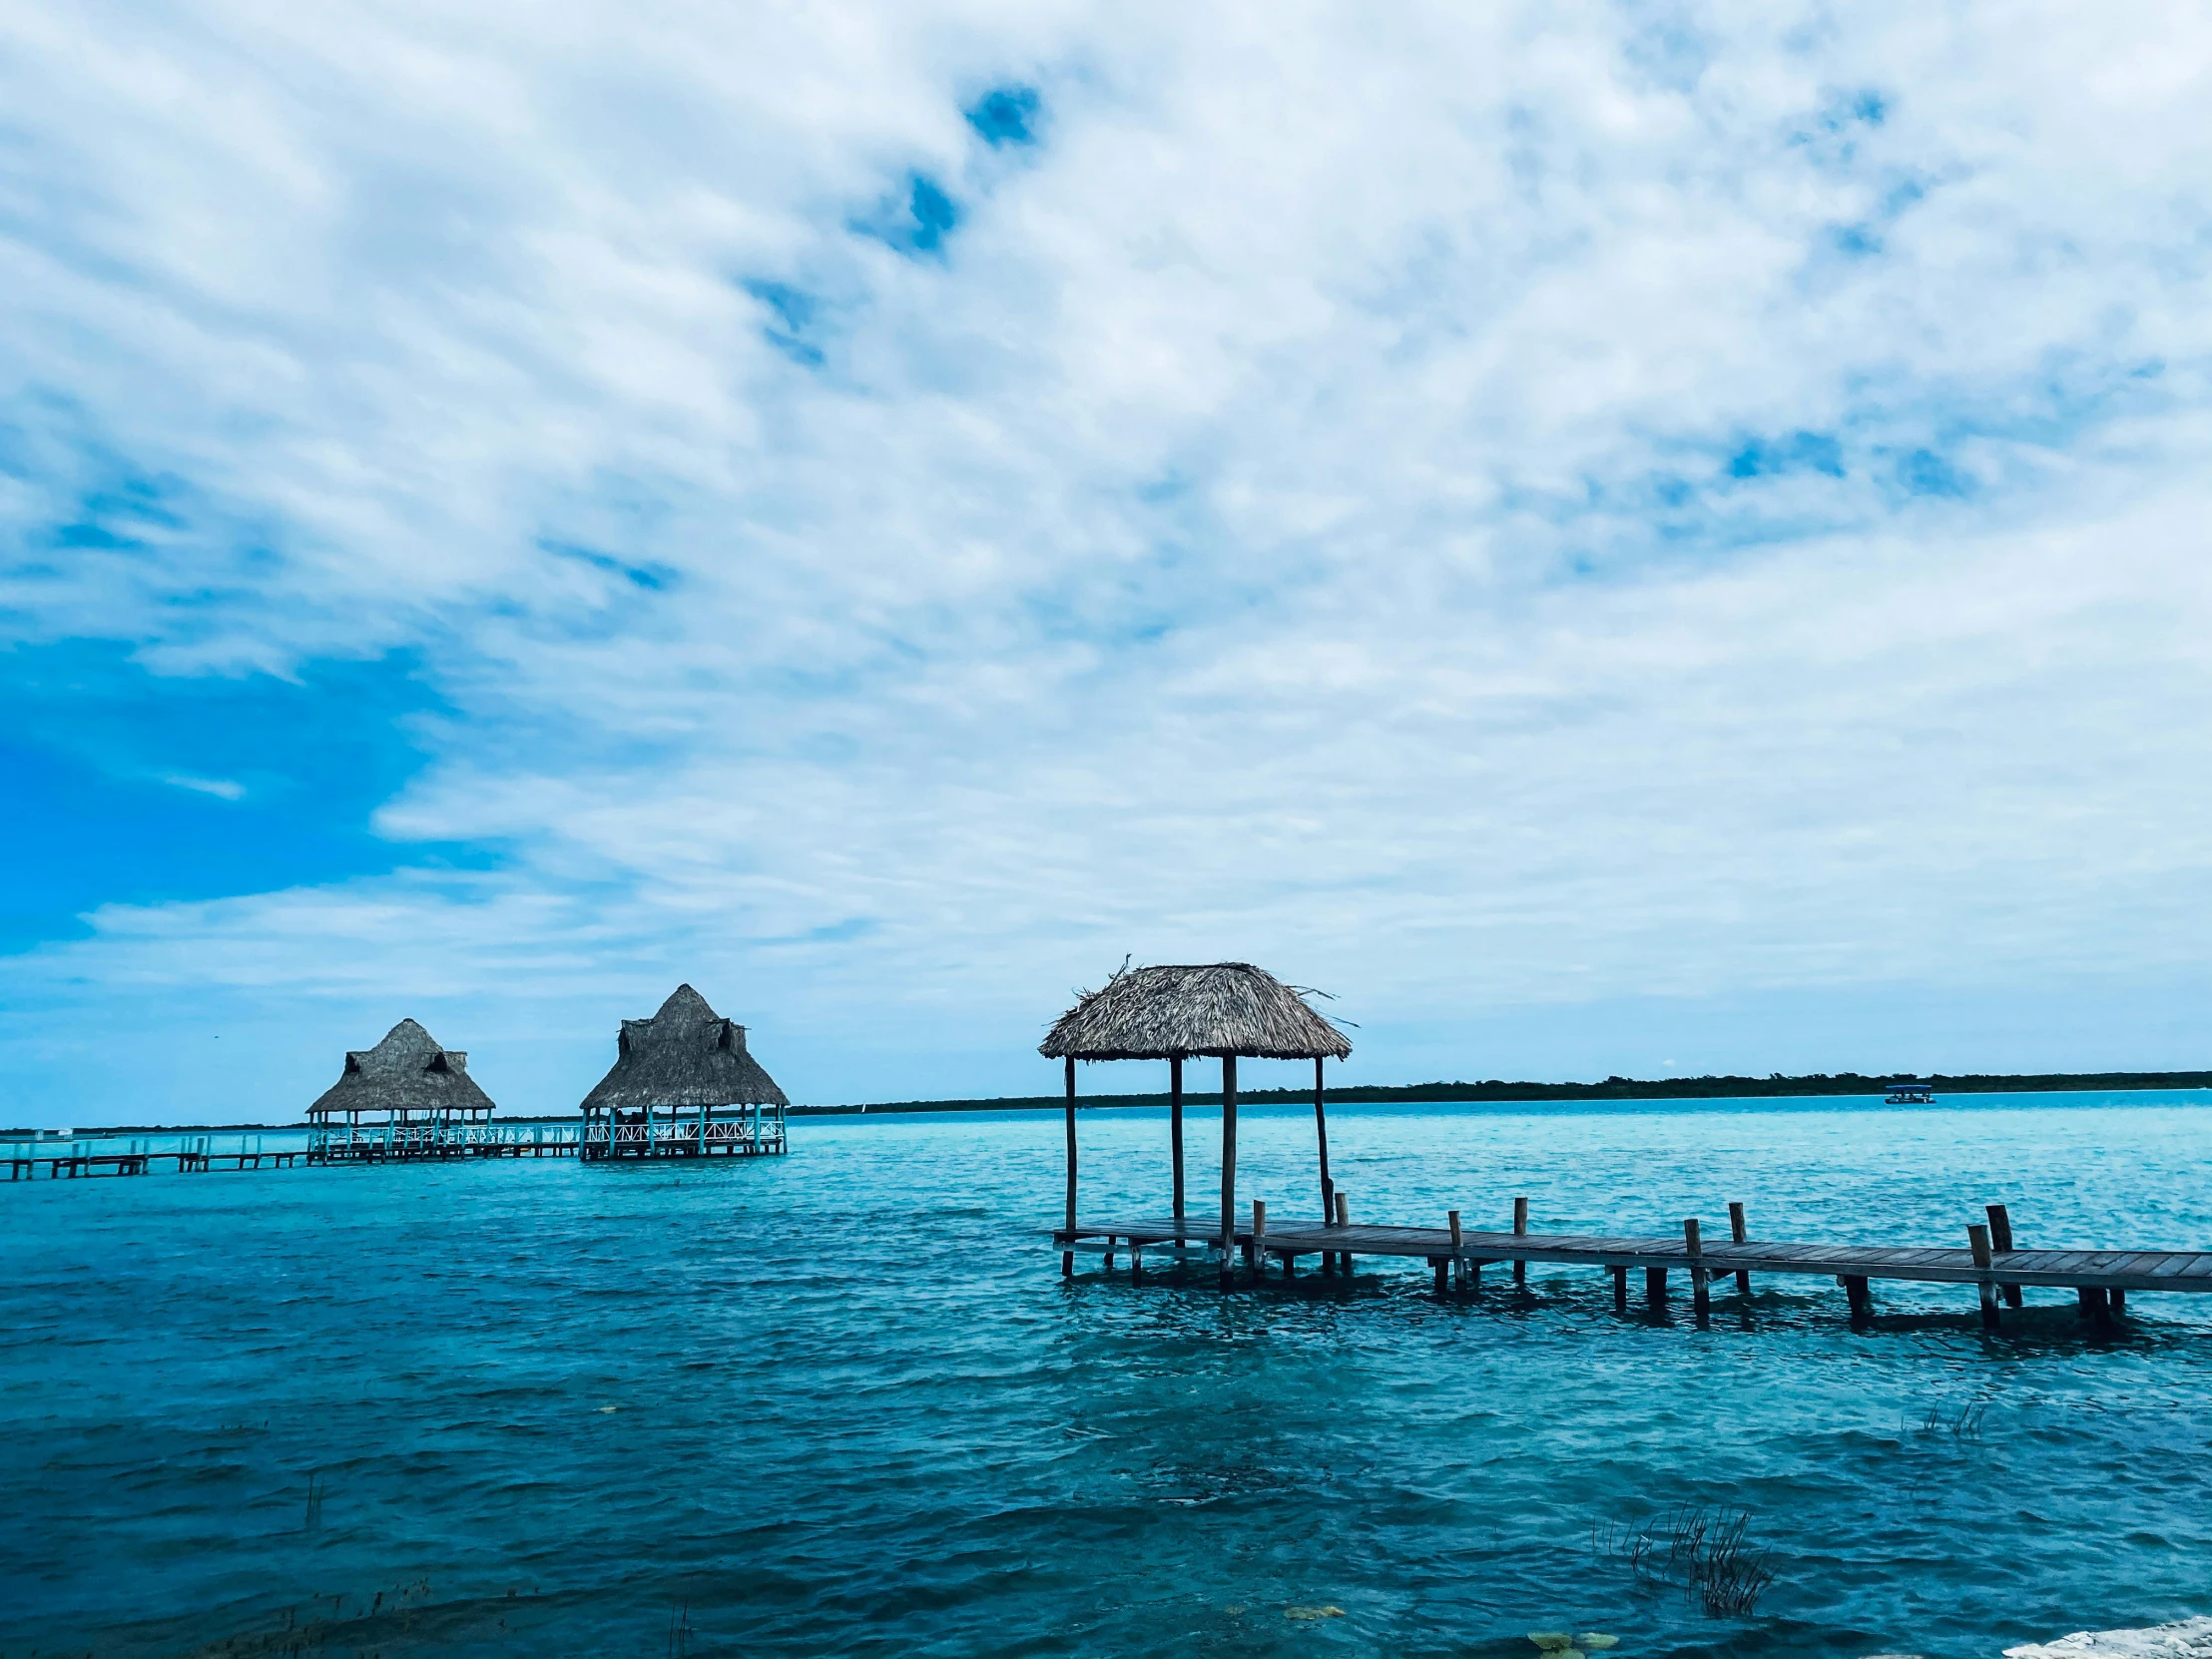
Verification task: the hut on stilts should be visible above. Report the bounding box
[307,1019,498,1162]
[579,985,789,1160]
[1040,961,1352,1287]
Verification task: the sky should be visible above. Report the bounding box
[4,2,2212,1124]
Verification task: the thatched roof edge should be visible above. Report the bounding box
[1038,961,1353,1062]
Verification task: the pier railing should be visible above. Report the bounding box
[306,1121,583,1162]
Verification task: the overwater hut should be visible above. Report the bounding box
[1040,961,1352,1282]
[579,984,789,1160]
[306,1019,496,1162]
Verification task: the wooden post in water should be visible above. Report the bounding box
[1219,1055,1239,1289]
[1686,1218,1710,1324]
[1062,1056,1077,1278]
[1612,1264,1628,1311]
[1967,1223,2000,1330]
[1845,1276,1872,1320]
[1170,1056,1186,1226]
[1313,1055,1334,1228]
[2110,1288,2127,1319]
[1448,1210,1463,1292]
[1728,1202,1752,1295]
[1251,1199,1267,1283]
[1335,1190,1351,1275]
[1645,1265,1666,1309]
[1985,1203,2022,1308]
[1512,1196,1528,1285]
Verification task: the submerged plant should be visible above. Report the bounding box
[1919,1397,1991,1441]
[1595,1504,1777,1618]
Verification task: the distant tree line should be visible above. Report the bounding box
[791,1069,2212,1115]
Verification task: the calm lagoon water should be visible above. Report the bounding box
[6,1092,2212,1659]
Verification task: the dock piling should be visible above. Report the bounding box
[1967,1223,2000,1330]
[1985,1203,2023,1308]
[1062,1055,1077,1279]
[1218,1055,1239,1290]
[1686,1219,1710,1324]
[1612,1263,1627,1311]
[1169,1056,1185,1225]
[1512,1196,1528,1285]
[1728,1202,1753,1295]
[1447,1209,1463,1292]
[1845,1275,1872,1320]
[1252,1200,1267,1283]
[1645,1265,1666,1310]
[1335,1191,1351,1276]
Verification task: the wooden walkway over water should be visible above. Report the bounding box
[1056,1203,2212,1328]
[6,1148,310,1180]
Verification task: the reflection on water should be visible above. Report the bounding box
[5,1093,2210,1658]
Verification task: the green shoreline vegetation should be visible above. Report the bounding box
[27,1069,2210,1136]
[788,1068,2212,1117]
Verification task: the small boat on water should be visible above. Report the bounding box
[1884,1079,1936,1104]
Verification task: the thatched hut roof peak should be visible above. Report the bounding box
[1039,960,1353,1062]
[583,984,789,1112]
[310,1017,495,1118]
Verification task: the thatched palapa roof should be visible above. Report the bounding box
[1039,961,1353,1061]
[580,984,789,1112]
[308,1018,497,1118]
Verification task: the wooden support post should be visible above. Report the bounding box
[1062,1055,1077,1278]
[1251,1200,1267,1282]
[1728,1201,1752,1295]
[2076,1285,2114,1328]
[1219,1055,1239,1286]
[1986,1203,2023,1309]
[2109,1288,2126,1319]
[1612,1264,1627,1311]
[1645,1265,1667,1308]
[1968,1223,2000,1330]
[1130,1240,1143,1282]
[1313,1055,1334,1227]
[1686,1218,1710,1324]
[1334,1190,1351,1275]
[1845,1276,1872,1320]
[1432,1256,1448,1295]
[1170,1055,1186,1224]
[1103,1235,1115,1272]
[1512,1196,1528,1285]
[1448,1210,1463,1293]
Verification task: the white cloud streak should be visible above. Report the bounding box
[5,1,2212,1113]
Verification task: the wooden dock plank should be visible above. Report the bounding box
[1056,1216,2212,1294]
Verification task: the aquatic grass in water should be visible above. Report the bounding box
[4,1093,2210,1658]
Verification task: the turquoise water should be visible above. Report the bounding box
[6,1093,2211,1659]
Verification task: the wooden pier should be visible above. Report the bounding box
[7,1147,307,1179]
[7,1125,584,1179]
[1054,1200,2211,1329]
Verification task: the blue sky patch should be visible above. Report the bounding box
[0,642,483,952]
[1728,430,1846,480]
[853,174,961,259]
[542,538,677,590]
[966,85,1040,148]
[743,279,828,367]
[1895,447,1971,498]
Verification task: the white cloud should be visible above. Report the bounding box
[5,1,2212,1115]
[160,774,247,801]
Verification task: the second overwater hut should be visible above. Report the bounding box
[306,1019,497,1162]
[579,984,790,1159]
[1040,961,1352,1283]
